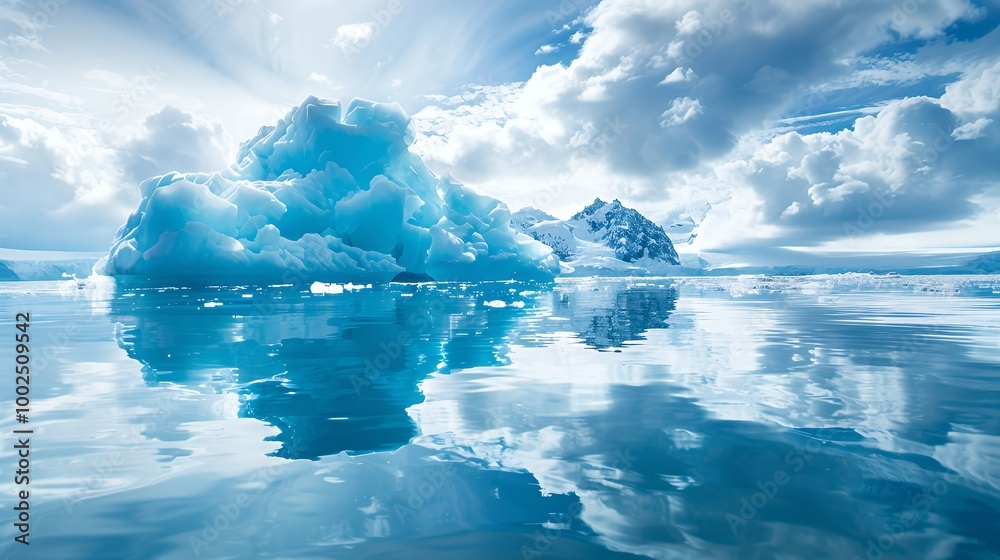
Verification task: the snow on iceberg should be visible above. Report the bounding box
[98,97,560,285]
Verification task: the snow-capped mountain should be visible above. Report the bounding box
[571,199,680,263]
[511,199,680,276]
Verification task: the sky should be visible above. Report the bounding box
[1,0,999,267]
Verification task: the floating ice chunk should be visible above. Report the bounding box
[98,96,559,285]
[480,299,525,308]
[204,301,223,308]
[310,281,344,295]
[310,281,370,294]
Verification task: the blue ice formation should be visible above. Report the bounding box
[98,97,560,284]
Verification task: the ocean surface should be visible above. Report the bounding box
[1,275,998,559]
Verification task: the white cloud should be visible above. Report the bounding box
[535,44,559,55]
[117,106,232,188]
[0,115,131,250]
[692,81,1000,253]
[0,106,232,251]
[674,10,702,35]
[410,0,999,261]
[941,60,1000,117]
[330,22,376,53]
[307,72,341,89]
[0,79,82,105]
[416,0,915,196]
[659,97,703,127]
[2,0,998,262]
[953,117,992,140]
[659,66,695,85]
[881,0,987,39]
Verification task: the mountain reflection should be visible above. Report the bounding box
[109,281,679,459]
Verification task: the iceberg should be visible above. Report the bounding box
[97,97,560,285]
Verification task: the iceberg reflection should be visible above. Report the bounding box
[109,280,679,459]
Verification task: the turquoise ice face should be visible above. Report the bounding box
[101,97,560,286]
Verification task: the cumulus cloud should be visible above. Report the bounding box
[330,22,377,53]
[0,107,231,251]
[411,0,998,257]
[660,97,703,127]
[953,117,993,140]
[117,106,232,188]
[694,64,1000,252]
[3,0,998,260]
[417,0,960,187]
[0,115,130,250]
[880,0,988,39]
[941,60,1000,116]
[659,67,695,85]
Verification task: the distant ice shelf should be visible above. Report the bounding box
[0,249,102,281]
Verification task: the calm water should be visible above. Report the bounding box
[1,275,998,559]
